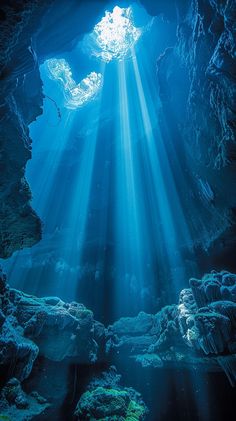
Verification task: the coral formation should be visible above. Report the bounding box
[74,368,147,420]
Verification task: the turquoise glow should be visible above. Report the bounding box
[2,3,225,321]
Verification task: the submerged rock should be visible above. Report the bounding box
[74,367,147,420]
[0,271,38,381]
[182,270,236,355]
[1,268,236,390]
[0,377,49,420]
[0,270,105,384]
[107,270,236,383]
[13,291,100,362]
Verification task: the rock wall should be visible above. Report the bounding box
[145,0,236,250]
[0,0,109,258]
[142,0,235,169]
[0,0,52,258]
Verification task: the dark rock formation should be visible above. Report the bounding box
[0,377,49,420]
[145,0,236,168]
[107,270,236,384]
[0,0,52,258]
[0,269,105,383]
[0,270,39,382]
[74,367,147,420]
[2,267,236,386]
[153,0,236,250]
[12,292,102,363]
[1,266,236,420]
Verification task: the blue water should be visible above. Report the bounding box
[2,6,220,322]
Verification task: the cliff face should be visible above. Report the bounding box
[164,0,236,169]
[0,0,109,259]
[0,0,51,258]
[143,0,236,253]
[140,0,235,168]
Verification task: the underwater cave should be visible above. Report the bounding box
[0,0,236,420]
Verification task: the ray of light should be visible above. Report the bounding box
[131,50,195,294]
[114,60,150,315]
[5,62,106,300]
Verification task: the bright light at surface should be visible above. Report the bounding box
[84,6,142,62]
[45,58,103,109]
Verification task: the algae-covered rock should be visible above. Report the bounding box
[75,387,146,420]
[74,368,147,420]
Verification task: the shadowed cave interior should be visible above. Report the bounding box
[0,0,236,420]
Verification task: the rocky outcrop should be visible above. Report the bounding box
[0,377,49,420]
[2,268,236,385]
[152,0,236,168]
[0,271,39,381]
[74,367,147,421]
[107,270,236,384]
[0,270,105,383]
[180,270,236,355]
[154,0,236,250]
[0,0,52,258]
[13,292,103,363]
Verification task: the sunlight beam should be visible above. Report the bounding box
[131,52,193,292]
[114,60,148,313]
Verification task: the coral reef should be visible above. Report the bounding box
[74,367,147,420]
